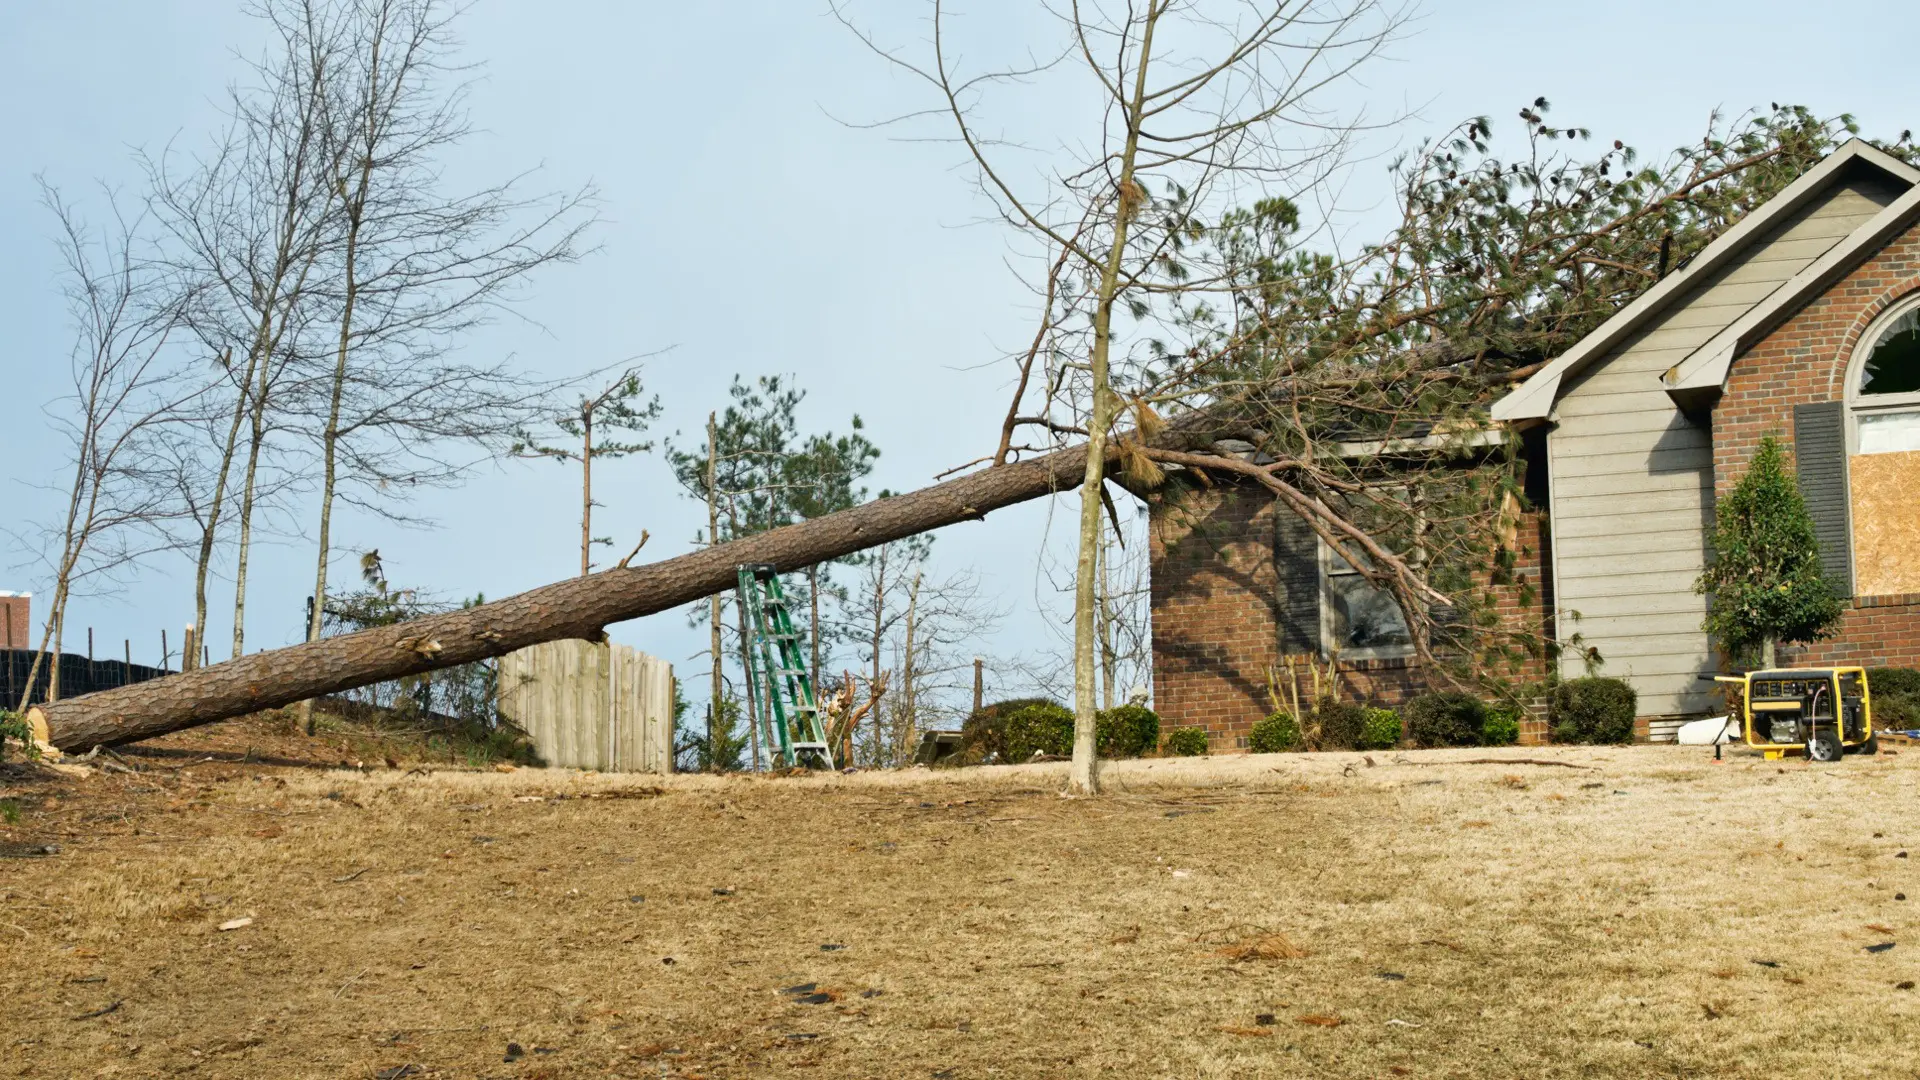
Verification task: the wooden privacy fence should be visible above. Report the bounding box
[496,640,674,773]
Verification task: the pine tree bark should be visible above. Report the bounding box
[28,401,1241,753]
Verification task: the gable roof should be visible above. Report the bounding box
[1663,180,1920,399]
[1491,139,1920,422]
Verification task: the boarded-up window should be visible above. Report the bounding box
[1793,401,1853,597]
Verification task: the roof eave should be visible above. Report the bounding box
[1663,181,1920,396]
[1492,138,1918,420]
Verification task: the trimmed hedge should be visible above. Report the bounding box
[1358,707,1402,750]
[1311,700,1368,751]
[960,697,1056,763]
[1164,727,1210,756]
[1097,704,1161,759]
[1003,700,1076,761]
[1481,705,1522,747]
[1248,711,1301,753]
[1406,692,1484,748]
[1549,677,1637,744]
[1868,668,1920,698]
[1878,694,1920,730]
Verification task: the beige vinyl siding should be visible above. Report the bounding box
[1548,172,1900,716]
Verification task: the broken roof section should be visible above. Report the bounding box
[1491,139,1920,422]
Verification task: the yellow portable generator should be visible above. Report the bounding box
[1716,667,1876,761]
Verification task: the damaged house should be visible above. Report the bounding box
[1149,138,1920,747]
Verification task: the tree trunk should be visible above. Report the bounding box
[899,571,921,768]
[1067,10,1157,796]
[193,367,252,659]
[580,409,593,577]
[28,400,1238,753]
[728,501,762,771]
[809,564,821,691]
[1762,636,1777,669]
[705,412,722,766]
[1097,516,1116,710]
[869,545,887,765]
[230,383,270,657]
[297,192,365,736]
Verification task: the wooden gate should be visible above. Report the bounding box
[497,640,673,773]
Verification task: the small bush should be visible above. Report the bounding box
[1096,704,1161,759]
[1406,692,1484,748]
[1549,677,1637,744]
[1248,711,1301,753]
[1481,705,1523,747]
[1311,699,1368,750]
[0,710,36,763]
[1868,668,1920,699]
[1164,726,1210,756]
[1358,707,1402,750]
[1876,693,1920,730]
[960,697,1055,763]
[1002,700,1077,762]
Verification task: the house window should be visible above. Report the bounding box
[1319,539,1414,660]
[1850,298,1920,454]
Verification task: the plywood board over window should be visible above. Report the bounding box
[1849,449,1920,596]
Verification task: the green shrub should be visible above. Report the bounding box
[1164,726,1210,756]
[960,697,1055,763]
[1875,693,1920,730]
[1311,699,1368,750]
[1406,692,1485,748]
[1248,711,1301,753]
[1481,705,1523,747]
[1002,700,1076,762]
[0,710,36,763]
[1096,704,1161,759]
[1549,677,1637,744]
[1358,707,1402,750]
[1868,668,1920,699]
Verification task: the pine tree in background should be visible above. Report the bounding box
[1696,437,1845,667]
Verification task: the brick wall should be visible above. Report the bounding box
[0,594,29,651]
[1148,479,1283,748]
[1148,477,1555,748]
[1716,214,1920,669]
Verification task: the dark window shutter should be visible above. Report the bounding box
[1792,401,1853,597]
[1274,508,1321,654]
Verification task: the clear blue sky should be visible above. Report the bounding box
[3,1,1916,701]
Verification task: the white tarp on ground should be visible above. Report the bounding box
[1676,715,1738,745]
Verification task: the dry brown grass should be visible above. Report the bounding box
[4,737,1920,1078]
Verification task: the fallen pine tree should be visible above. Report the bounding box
[27,415,1229,753]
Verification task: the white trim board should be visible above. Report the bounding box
[1492,140,1920,422]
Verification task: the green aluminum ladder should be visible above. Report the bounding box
[737,564,834,769]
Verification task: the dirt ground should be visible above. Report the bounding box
[4,722,1920,1079]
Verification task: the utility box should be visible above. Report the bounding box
[497,640,674,773]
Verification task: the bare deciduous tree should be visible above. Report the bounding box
[146,0,347,658]
[289,0,595,731]
[836,0,1407,790]
[15,184,209,709]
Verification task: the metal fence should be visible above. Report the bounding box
[497,640,673,773]
[1,648,172,708]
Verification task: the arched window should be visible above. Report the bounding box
[1850,296,1920,454]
